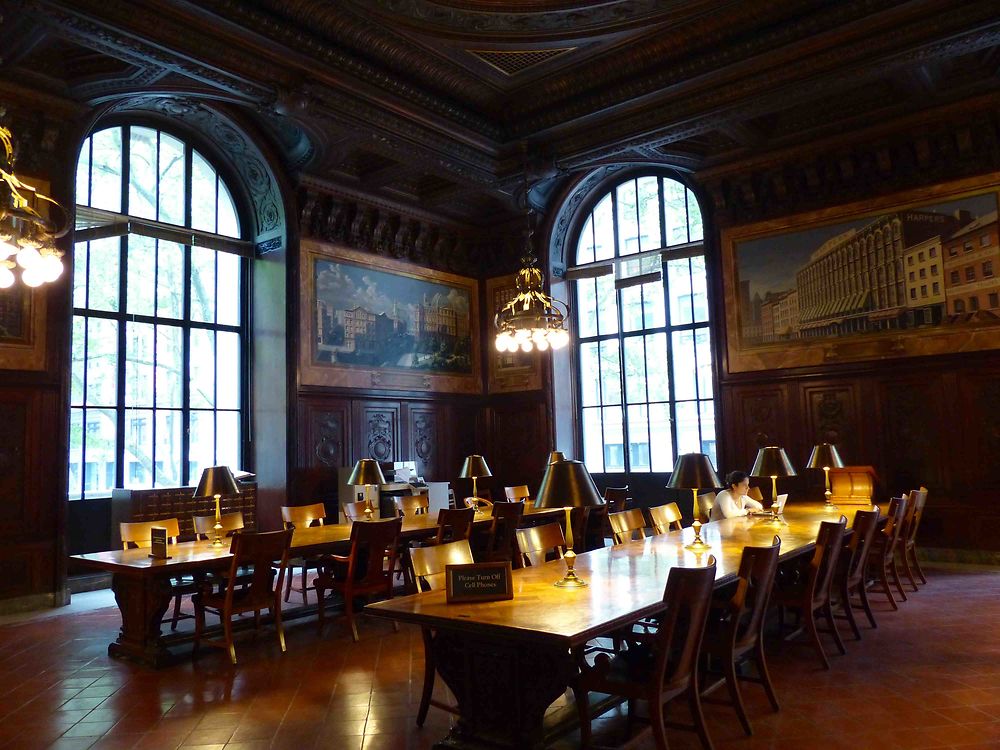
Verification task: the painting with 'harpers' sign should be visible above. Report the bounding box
[300,241,481,393]
[722,178,1000,372]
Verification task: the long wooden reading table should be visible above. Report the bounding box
[70,506,561,667]
[366,503,874,750]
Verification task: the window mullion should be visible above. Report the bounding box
[181,143,193,484]
[661,254,679,462]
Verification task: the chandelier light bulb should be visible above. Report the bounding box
[0,265,14,288]
[536,338,550,351]
[16,245,40,269]
[0,239,17,260]
[21,265,45,287]
[40,253,63,282]
[519,340,533,353]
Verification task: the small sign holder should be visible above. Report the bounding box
[148,526,171,560]
[445,561,513,603]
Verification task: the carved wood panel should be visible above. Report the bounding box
[353,401,401,464]
[297,398,351,509]
[874,376,947,498]
[487,400,551,495]
[407,405,442,480]
[722,384,793,470]
[801,382,864,466]
[953,373,1000,492]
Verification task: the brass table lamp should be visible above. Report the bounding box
[534,458,603,587]
[459,454,492,514]
[751,446,797,523]
[807,443,845,512]
[194,466,240,547]
[666,453,721,550]
[347,459,386,520]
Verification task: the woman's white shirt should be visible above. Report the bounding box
[710,489,764,521]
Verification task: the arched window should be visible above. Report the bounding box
[568,173,715,474]
[69,125,248,499]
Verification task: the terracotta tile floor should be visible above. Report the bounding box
[0,566,997,749]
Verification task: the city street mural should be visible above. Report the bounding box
[723,180,1000,372]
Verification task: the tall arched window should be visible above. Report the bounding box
[569,173,715,474]
[69,125,248,499]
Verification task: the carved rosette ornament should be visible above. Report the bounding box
[367,412,393,461]
[312,412,344,467]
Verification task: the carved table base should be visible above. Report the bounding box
[109,572,179,668]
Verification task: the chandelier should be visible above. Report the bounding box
[0,126,67,288]
[494,173,570,353]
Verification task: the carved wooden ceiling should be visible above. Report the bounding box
[3,0,999,226]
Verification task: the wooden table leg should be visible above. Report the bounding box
[108,572,176,667]
[430,628,577,750]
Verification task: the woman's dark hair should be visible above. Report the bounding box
[725,471,749,490]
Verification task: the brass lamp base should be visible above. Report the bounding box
[211,495,224,546]
[554,548,587,587]
[823,487,839,512]
[685,539,712,552]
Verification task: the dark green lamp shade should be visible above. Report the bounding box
[751,447,797,478]
[806,443,845,471]
[459,454,492,479]
[194,466,240,498]
[347,458,386,486]
[666,453,721,490]
[534,459,603,509]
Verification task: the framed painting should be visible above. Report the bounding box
[485,274,544,393]
[299,240,481,393]
[722,174,1000,373]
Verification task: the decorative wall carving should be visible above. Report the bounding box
[367,412,394,462]
[312,411,345,468]
[802,384,862,466]
[408,407,439,480]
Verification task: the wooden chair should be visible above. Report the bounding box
[609,508,648,545]
[314,517,402,642]
[696,491,717,523]
[120,518,194,630]
[648,502,683,534]
[900,488,928,589]
[572,558,718,750]
[394,494,429,518]
[280,503,328,604]
[192,511,245,539]
[409,540,475,726]
[834,507,880,638]
[343,500,371,521]
[429,507,476,546]
[601,486,629,540]
[482,501,524,563]
[771,517,848,670]
[192,529,292,665]
[503,485,531,502]
[867,495,909,609]
[701,537,781,736]
[515,522,566,567]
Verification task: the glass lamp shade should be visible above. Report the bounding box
[194,466,240,498]
[806,443,845,471]
[459,454,492,479]
[347,459,387,487]
[751,447,797,478]
[666,453,722,490]
[534,459,604,509]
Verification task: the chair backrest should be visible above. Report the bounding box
[432,507,476,545]
[727,537,781,652]
[281,502,327,529]
[696,491,716,523]
[222,529,293,609]
[121,518,181,549]
[515,522,566,567]
[410,539,475,592]
[603,486,629,514]
[608,508,648,545]
[652,557,718,691]
[343,500,370,521]
[649,502,683,534]
[905,488,928,546]
[485,501,525,562]
[504,485,530,502]
[806,516,848,608]
[192,511,245,539]
[842,506,880,587]
[394,494,429,518]
[882,495,908,556]
[346,517,403,587]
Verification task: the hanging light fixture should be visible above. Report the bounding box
[0,125,68,289]
[493,157,570,354]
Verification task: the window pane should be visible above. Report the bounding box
[649,402,674,472]
[623,336,647,404]
[620,284,643,332]
[675,400,701,455]
[125,322,154,408]
[663,179,688,246]
[124,408,153,489]
[191,151,217,233]
[126,235,155,316]
[592,194,614,262]
[157,132,186,226]
[216,411,241,470]
[87,237,120,312]
[691,255,709,323]
[76,139,91,207]
[645,333,669,402]
[154,410,182,487]
[156,241,184,319]
[90,127,122,213]
[582,407,605,473]
[603,406,625,472]
[687,188,703,242]
[191,246,216,323]
[83,409,117,499]
[695,327,713,399]
[627,404,650,473]
[216,331,241,410]
[68,408,84,500]
[86,318,118,407]
[71,318,85,406]
[596,274,618,335]
[576,278,598,338]
[190,328,216,409]
[616,180,639,256]
[599,339,621,405]
[699,400,717,466]
[218,181,240,238]
[671,330,697,401]
[73,242,88,309]
[128,127,157,220]
[642,279,665,329]
[637,176,662,252]
[579,342,600,407]
[576,215,595,265]
[156,325,183,408]
[667,258,693,326]
[189,410,215,480]
[216,251,241,326]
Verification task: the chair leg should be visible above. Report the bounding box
[876,561,897,610]
[911,547,927,585]
[858,581,878,629]
[223,615,236,665]
[572,684,592,749]
[649,695,669,750]
[273,600,286,654]
[804,606,830,670]
[417,628,435,727]
[890,556,907,602]
[346,594,359,642]
[724,651,752,736]
[823,602,846,656]
[315,584,326,633]
[193,598,204,657]
[300,564,310,605]
[284,563,295,602]
[900,545,919,591]
[754,642,779,712]
[841,583,862,641]
[688,678,715,750]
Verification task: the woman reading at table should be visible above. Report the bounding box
[710,470,764,521]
